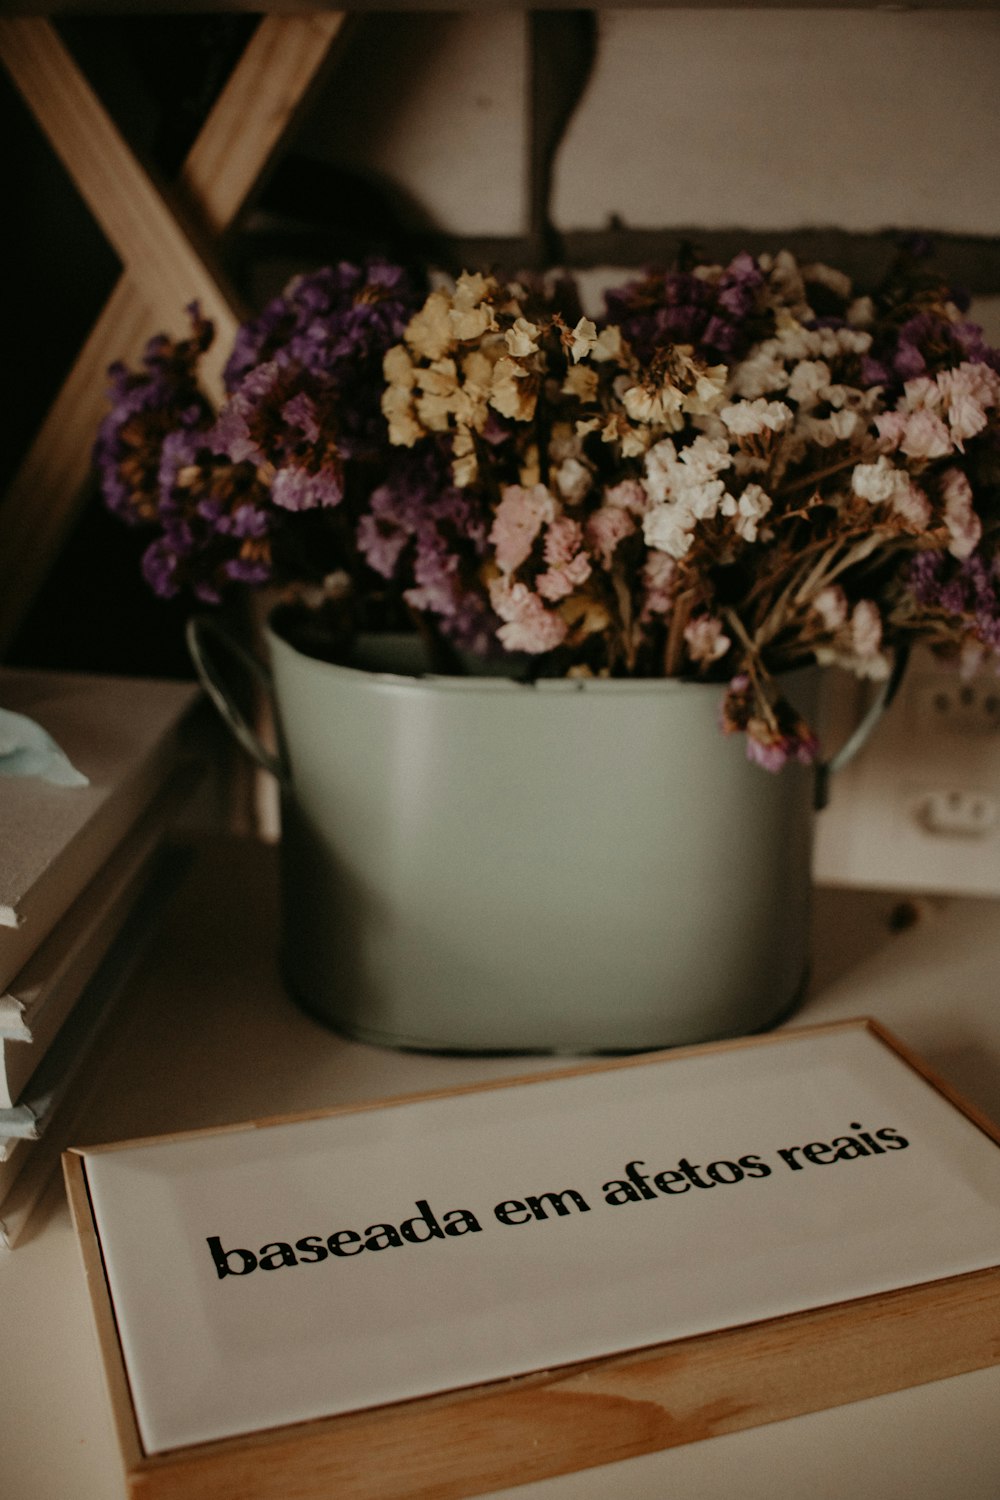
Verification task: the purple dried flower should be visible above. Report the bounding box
[223,260,420,392]
[94,310,215,527]
[356,513,410,579]
[893,338,928,382]
[862,307,1000,396]
[141,538,182,599]
[271,466,343,512]
[602,252,765,366]
[229,505,271,540]
[223,556,273,585]
[908,550,1000,650]
[860,355,892,387]
[281,392,321,443]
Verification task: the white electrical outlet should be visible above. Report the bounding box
[914,677,1000,737]
[911,787,998,839]
[813,648,1000,896]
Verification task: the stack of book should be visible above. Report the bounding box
[0,667,205,1247]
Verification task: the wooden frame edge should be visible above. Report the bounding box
[63,1151,147,1482]
[61,1017,1000,1500]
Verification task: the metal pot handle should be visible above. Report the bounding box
[188,612,907,805]
[813,645,909,811]
[186,614,289,783]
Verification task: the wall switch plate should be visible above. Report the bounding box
[813,648,1000,896]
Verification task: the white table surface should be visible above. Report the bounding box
[2,834,1000,1500]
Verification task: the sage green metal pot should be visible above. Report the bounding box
[189,615,896,1054]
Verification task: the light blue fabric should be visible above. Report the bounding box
[0,708,89,786]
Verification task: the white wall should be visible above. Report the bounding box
[556,10,1000,236]
[300,9,1000,240]
[303,11,527,237]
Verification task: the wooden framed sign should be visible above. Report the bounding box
[64,1018,1000,1499]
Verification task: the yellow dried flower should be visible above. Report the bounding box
[451,425,478,487]
[415,359,460,432]
[380,384,422,447]
[405,291,454,361]
[450,272,499,342]
[490,356,537,422]
[382,343,415,387]
[505,318,541,357]
[569,317,598,363]
[562,365,599,403]
[462,349,496,391]
[519,443,541,488]
[560,594,612,637]
[591,326,624,363]
[452,304,497,343]
[600,413,649,457]
[454,271,495,307]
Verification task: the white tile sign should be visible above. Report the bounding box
[81,1025,1000,1456]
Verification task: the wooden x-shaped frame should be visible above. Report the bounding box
[0,13,349,652]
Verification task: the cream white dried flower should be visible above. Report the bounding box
[728,342,790,400]
[642,501,696,559]
[851,456,898,506]
[451,425,478,487]
[786,360,832,408]
[622,380,685,428]
[720,399,794,437]
[721,482,772,542]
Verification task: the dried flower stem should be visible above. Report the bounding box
[664,588,696,677]
[778,445,880,498]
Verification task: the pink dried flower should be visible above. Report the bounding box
[640,551,676,621]
[721,675,819,771]
[899,408,953,461]
[489,484,556,574]
[604,479,648,514]
[684,615,731,665]
[851,600,883,659]
[543,516,585,567]
[938,366,990,447]
[489,577,568,654]
[874,411,908,452]
[586,505,636,568]
[536,517,591,600]
[537,556,591,601]
[813,585,848,631]
[940,467,982,559]
[745,724,820,773]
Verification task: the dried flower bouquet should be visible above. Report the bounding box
[96,245,1000,769]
